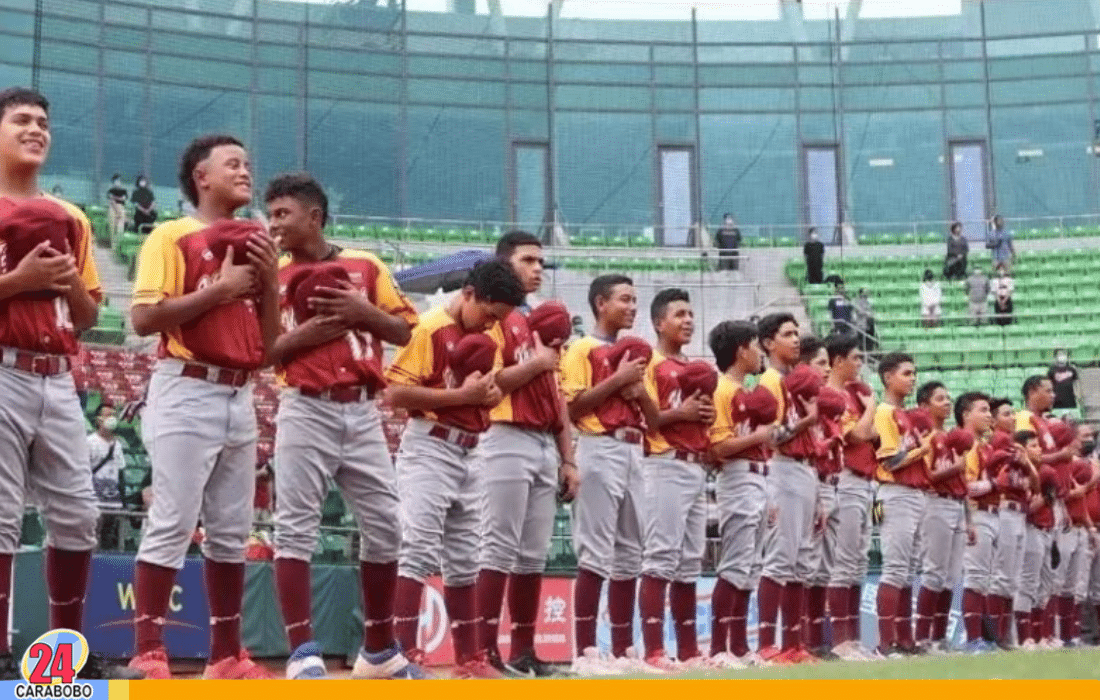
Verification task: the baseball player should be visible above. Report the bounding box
[988,397,1025,643]
[1080,425,1100,642]
[755,313,819,664]
[707,320,775,666]
[262,173,424,679]
[1047,421,1083,647]
[957,392,998,652]
[823,334,877,660]
[795,337,842,660]
[127,134,281,680]
[561,275,659,675]
[476,231,578,678]
[0,87,138,680]
[637,289,714,669]
[1058,445,1098,646]
[913,382,974,653]
[1012,429,1058,649]
[385,259,525,679]
[872,352,932,657]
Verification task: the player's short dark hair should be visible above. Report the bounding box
[464,259,526,307]
[264,172,329,227]
[1021,375,1050,400]
[989,397,1013,415]
[758,312,797,342]
[178,134,245,206]
[878,351,914,384]
[825,333,861,365]
[0,86,48,120]
[916,380,945,407]
[651,288,690,324]
[495,230,541,258]
[798,335,824,364]
[588,274,633,317]
[954,391,990,428]
[1014,429,1037,446]
[709,320,758,372]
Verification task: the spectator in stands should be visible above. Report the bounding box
[804,227,825,284]
[88,403,127,549]
[964,266,990,326]
[828,283,854,334]
[919,268,942,328]
[106,173,128,241]
[943,221,968,280]
[854,287,876,350]
[992,264,1014,326]
[715,212,741,271]
[1047,349,1081,414]
[986,214,1015,271]
[131,174,157,233]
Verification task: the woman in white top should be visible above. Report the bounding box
[919,268,942,328]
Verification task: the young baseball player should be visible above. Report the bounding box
[1012,429,1057,649]
[756,313,820,663]
[1047,420,1083,648]
[385,259,525,679]
[476,231,578,678]
[1058,443,1098,647]
[562,275,659,675]
[958,392,998,652]
[0,87,138,679]
[707,320,775,666]
[127,134,281,679]
[637,289,714,669]
[991,398,1016,437]
[824,334,877,660]
[913,382,974,652]
[987,397,1025,641]
[873,352,932,657]
[1079,425,1100,642]
[263,173,424,679]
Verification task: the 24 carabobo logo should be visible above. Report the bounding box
[13,630,93,698]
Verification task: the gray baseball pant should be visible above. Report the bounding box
[1014,525,1052,612]
[921,494,965,591]
[962,509,998,594]
[762,455,817,584]
[1055,526,1086,600]
[802,480,838,586]
[273,391,400,563]
[641,455,706,582]
[714,460,768,590]
[992,506,1027,599]
[138,360,256,569]
[829,471,874,587]
[572,433,644,580]
[878,482,927,589]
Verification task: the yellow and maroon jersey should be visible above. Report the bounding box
[560,335,643,436]
[759,366,818,461]
[1016,410,1056,455]
[965,441,1000,510]
[710,373,770,463]
[132,217,264,370]
[488,309,562,432]
[0,195,101,355]
[277,249,417,393]
[929,432,968,498]
[839,389,877,478]
[385,306,489,434]
[644,351,710,456]
[874,404,930,488]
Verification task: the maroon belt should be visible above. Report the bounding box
[1,348,70,376]
[747,461,769,477]
[300,386,374,403]
[180,362,251,388]
[976,502,999,513]
[610,427,643,445]
[1002,500,1024,513]
[819,473,839,486]
[672,450,705,465]
[428,424,479,449]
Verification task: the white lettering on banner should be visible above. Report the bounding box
[543,595,567,624]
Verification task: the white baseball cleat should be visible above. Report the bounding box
[569,647,623,677]
[707,652,747,670]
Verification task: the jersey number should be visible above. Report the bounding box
[53,296,73,331]
[346,330,374,361]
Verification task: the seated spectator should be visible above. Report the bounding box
[1048,349,1081,413]
[943,222,968,280]
[992,264,1014,326]
[964,267,990,326]
[828,283,854,334]
[919,268,942,328]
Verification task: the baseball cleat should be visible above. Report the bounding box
[809,645,840,661]
[202,649,275,679]
[641,651,679,673]
[1020,640,1040,652]
[775,647,819,664]
[960,639,992,655]
[505,651,559,678]
[0,654,20,681]
[352,642,431,679]
[707,652,747,670]
[286,641,327,679]
[128,648,172,680]
[569,647,622,676]
[756,645,783,663]
[452,651,505,679]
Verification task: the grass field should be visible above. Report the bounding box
[613,649,1100,680]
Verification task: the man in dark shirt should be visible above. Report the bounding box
[804,227,825,284]
[1047,349,1080,411]
[943,222,968,280]
[828,284,854,334]
[716,212,741,271]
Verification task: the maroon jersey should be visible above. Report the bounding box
[892,409,932,490]
[1028,463,1062,530]
[1065,458,1092,526]
[812,386,846,478]
[489,310,561,433]
[929,433,968,499]
[839,390,877,478]
[587,342,645,432]
[278,250,417,393]
[645,353,710,456]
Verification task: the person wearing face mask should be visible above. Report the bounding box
[131,174,157,233]
[803,228,825,284]
[88,403,127,547]
[1047,349,1081,415]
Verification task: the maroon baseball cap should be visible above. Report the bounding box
[988,431,1014,454]
[943,428,976,455]
[287,263,352,324]
[817,385,847,421]
[526,301,572,349]
[0,198,79,299]
[1049,420,1076,449]
[204,219,267,266]
[740,385,778,426]
[448,333,497,385]
[782,364,824,403]
[678,361,718,398]
[907,408,934,436]
[845,381,873,401]
[607,336,652,368]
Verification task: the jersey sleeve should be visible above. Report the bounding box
[759,370,783,426]
[374,264,418,327]
[132,226,183,306]
[1014,411,1032,433]
[73,210,102,303]
[875,407,903,461]
[964,446,981,482]
[709,379,735,445]
[488,322,507,372]
[385,323,434,386]
[644,356,662,408]
[560,340,592,402]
